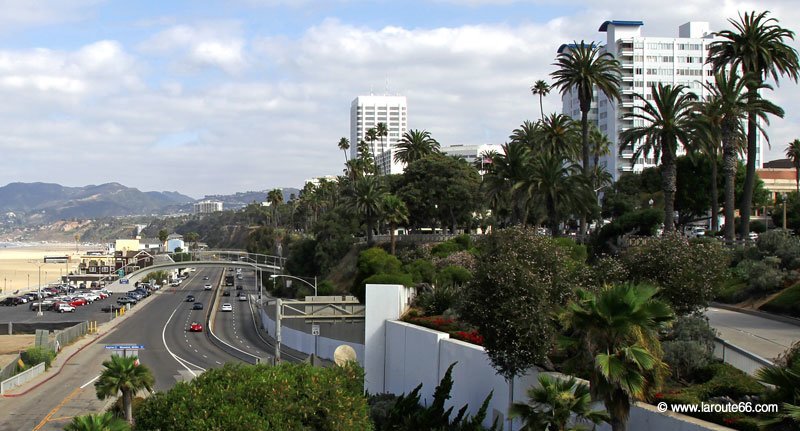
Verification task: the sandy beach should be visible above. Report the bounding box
[0,243,94,297]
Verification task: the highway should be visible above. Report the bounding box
[212,269,270,361]
[707,306,800,360]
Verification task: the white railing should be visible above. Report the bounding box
[0,362,45,394]
[713,337,774,376]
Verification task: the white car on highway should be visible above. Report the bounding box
[220,303,233,312]
[204,284,212,290]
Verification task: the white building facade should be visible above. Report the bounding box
[441,144,503,174]
[349,95,408,175]
[193,200,223,214]
[560,20,763,181]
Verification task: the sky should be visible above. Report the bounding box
[1,0,799,198]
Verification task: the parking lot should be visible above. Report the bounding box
[0,290,141,325]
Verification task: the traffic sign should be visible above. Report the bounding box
[120,278,129,284]
[105,344,145,350]
[311,324,320,336]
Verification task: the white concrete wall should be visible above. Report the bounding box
[385,321,448,405]
[259,308,365,365]
[364,284,415,395]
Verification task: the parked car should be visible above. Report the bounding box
[101,304,124,312]
[55,303,76,313]
[69,298,88,307]
[1,297,22,306]
[192,302,204,310]
[117,297,137,305]
[186,295,195,302]
[189,322,203,332]
[220,303,233,312]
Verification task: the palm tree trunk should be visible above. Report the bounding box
[547,195,559,237]
[390,223,397,255]
[710,153,719,232]
[610,418,627,431]
[367,218,374,246]
[739,106,758,241]
[123,389,133,424]
[539,95,545,122]
[722,136,737,243]
[343,149,348,166]
[661,147,677,233]
[580,110,590,236]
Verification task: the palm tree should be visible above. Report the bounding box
[708,10,799,240]
[786,139,800,193]
[756,361,800,429]
[267,188,283,227]
[560,284,674,431]
[94,355,154,425]
[382,194,409,255]
[515,151,593,237]
[510,373,609,431]
[696,71,781,241]
[365,127,379,162]
[376,122,389,173]
[535,114,580,160]
[619,84,697,234]
[184,231,199,250]
[589,124,612,170]
[64,413,129,431]
[482,142,531,226]
[530,80,551,121]
[393,129,440,166]
[551,41,621,234]
[688,97,724,233]
[347,176,385,245]
[338,137,350,166]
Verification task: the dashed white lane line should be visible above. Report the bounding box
[215,361,222,365]
[80,375,100,389]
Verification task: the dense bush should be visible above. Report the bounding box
[621,234,730,315]
[414,285,460,316]
[593,208,663,254]
[21,346,56,369]
[756,229,800,270]
[436,265,472,288]
[362,273,414,287]
[430,235,474,258]
[662,316,717,381]
[285,238,321,277]
[134,363,371,431]
[733,259,785,295]
[433,250,478,272]
[459,226,585,379]
[352,247,410,301]
[404,259,436,284]
[588,254,629,287]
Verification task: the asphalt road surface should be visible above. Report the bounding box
[707,306,800,360]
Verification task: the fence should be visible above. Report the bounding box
[0,354,20,381]
[35,321,89,352]
[0,362,44,394]
[713,337,774,376]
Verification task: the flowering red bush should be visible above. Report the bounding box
[453,330,484,346]
[402,314,484,346]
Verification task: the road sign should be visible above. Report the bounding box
[120,278,129,284]
[117,269,125,277]
[311,324,320,336]
[105,344,145,350]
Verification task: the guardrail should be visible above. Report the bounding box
[713,337,773,376]
[0,362,44,394]
[205,272,262,365]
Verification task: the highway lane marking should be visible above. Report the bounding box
[162,305,206,377]
[216,361,222,365]
[80,375,100,389]
[32,386,82,431]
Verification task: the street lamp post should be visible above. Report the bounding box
[37,265,43,316]
[782,193,788,230]
[268,274,317,297]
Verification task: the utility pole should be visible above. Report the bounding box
[783,193,788,230]
[274,298,282,363]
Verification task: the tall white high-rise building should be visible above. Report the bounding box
[350,95,408,174]
[559,20,763,181]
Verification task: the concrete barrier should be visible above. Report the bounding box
[0,362,45,394]
[714,337,773,376]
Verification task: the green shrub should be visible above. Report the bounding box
[107,396,146,419]
[750,220,767,233]
[135,362,371,431]
[436,265,472,287]
[621,234,730,315]
[589,255,629,287]
[414,286,460,316]
[552,237,587,264]
[593,208,662,254]
[687,363,765,399]
[756,230,800,269]
[316,280,336,296]
[662,316,716,381]
[733,259,785,295]
[21,346,56,369]
[760,282,800,318]
[431,241,463,258]
[405,259,436,284]
[358,247,403,276]
[715,276,749,304]
[359,273,415,301]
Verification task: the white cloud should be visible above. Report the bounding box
[0,0,103,31]
[139,22,248,74]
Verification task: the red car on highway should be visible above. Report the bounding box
[189,322,203,332]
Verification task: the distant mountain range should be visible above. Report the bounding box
[0,182,194,221]
[0,182,302,222]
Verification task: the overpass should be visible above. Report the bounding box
[111,250,284,285]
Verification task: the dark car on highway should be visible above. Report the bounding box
[222,290,230,296]
[192,302,203,310]
[186,295,195,302]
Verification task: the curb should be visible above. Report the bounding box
[1,289,164,397]
[710,302,800,328]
